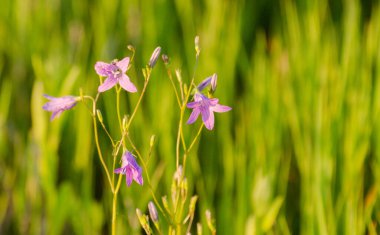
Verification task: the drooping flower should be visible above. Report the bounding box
[187,92,231,130]
[42,95,79,121]
[114,151,143,186]
[95,57,137,93]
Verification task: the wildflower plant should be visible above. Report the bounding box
[43,37,230,234]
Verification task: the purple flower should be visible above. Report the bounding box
[42,95,78,120]
[95,57,137,93]
[114,151,143,186]
[187,92,231,130]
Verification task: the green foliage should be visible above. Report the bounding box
[1,0,380,234]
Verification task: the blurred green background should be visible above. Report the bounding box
[1,0,380,234]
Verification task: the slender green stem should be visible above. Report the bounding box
[112,174,123,235]
[183,124,204,172]
[125,76,150,131]
[93,115,114,193]
[165,65,181,107]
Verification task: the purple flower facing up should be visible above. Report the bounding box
[114,151,143,186]
[95,57,137,93]
[187,92,231,130]
[42,95,79,121]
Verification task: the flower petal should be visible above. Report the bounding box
[203,109,214,130]
[116,57,130,72]
[212,104,232,113]
[119,74,137,93]
[187,109,200,124]
[125,169,133,186]
[187,101,200,109]
[95,62,112,76]
[98,76,118,92]
[51,110,63,121]
[114,167,124,174]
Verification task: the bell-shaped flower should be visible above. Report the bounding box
[114,151,143,186]
[42,95,79,121]
[187,92,231,130]
[95,57,137,93]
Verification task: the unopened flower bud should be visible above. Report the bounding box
[127,45,135,52]
[189,196,198,215]
[136,208,152,235]
[181,178,188,200]
[195,35,200,56]
[148,201,159,223]
[148,135,155,148]
[175,69,182,83]
[96,109,103,123]
[162,54,169,64]
[162,196,171,214]
[210,73,217,93]
[149,47,161,68]
[205,210,216,234]
[122,115,128,130]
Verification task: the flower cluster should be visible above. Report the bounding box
[42,39,230,234]
[187,74,231,130]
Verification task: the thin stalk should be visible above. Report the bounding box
[92,115,114,193]
[112,174,123,235]
[165,65,181,107]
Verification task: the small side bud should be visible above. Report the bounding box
[162,196,171,214]
[175,69,182,83]
[148,201,159,223]
[181,178,188,201]
[189,196,198,215]
[136,208,152,235]
[122,115,128,130]
[148,47,161,68]
[205,210,216,234]
[96,109,103,123]
[195,35,200,56]
[210,73,217,93]
[162,54,169,64]
[142,68,147,79]
[150,135,156,148]
[127,45,135,52]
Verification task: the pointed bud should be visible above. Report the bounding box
[181,178,188,201]
[162,196,171,214]
[189,196,198,215]
[149,47,161,68]
[122,115,128,130]
[210,73,217,93]
[195,35,200,56]
[148,201,159,223]
[162,54,169,64]
[149,135,156,148]
[205,210,216,234]
[136,208,152,235]
[175,69,182,83]
[96,109,103,123]
[127,45,135,52]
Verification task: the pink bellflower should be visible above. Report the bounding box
[95,57,137,93]
[42,95,79,121]
[114,151,143,186]
[187,92,231,130]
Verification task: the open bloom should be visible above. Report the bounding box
[42,95,79,120]
[187,92,231,130]
[95,57,137,93]
[114,151,143,186]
